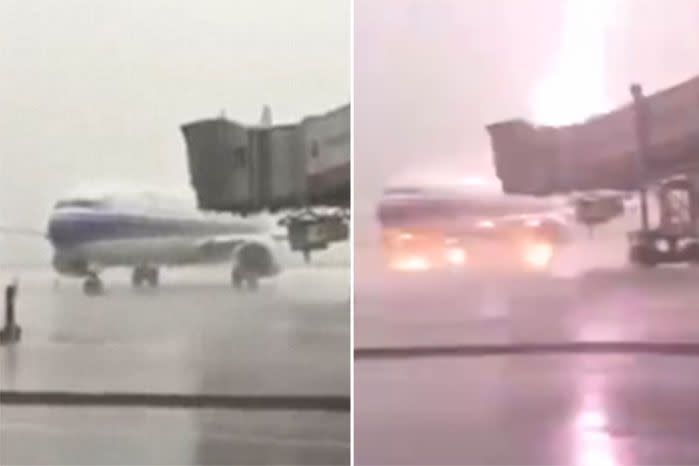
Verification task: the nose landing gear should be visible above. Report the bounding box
[83,273,104,296]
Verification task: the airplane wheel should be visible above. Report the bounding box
[132,268,145,288]
[245,275,259,291]
[680,243,699,266]
[146,268,159,287]
[83,275,104,296]
[629,244,657,268]
[232,268,259,291]
[231,268,244,290]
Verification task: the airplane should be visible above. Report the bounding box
[375,177,584,274]
[3,190,285,296]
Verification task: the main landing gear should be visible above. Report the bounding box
[231,266,259,292]
[132,266,159,289]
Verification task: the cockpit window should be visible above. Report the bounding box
[383,187,423,196]
[55,199,103,209]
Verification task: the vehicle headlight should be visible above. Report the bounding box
[523,242,553,269]
[445,247,466,266]
[477,219,495,229]
[391,255,431,272]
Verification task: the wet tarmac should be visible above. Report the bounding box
[356,352,699,465]
[3,406,348,465]
[0,263,350,465]
[354,233,699,465]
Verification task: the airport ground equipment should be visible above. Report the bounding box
[572,192,626,234]
[182,105,350,261]
[0,281,21,344]
[487,75,699,267]
[627,174,699,266]
[280,208,349,262]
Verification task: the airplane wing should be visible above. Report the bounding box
[0,226,47,238]
[451,191,635,238]
[456,211,572,244]
[195,235,245,254]
[194,233,288,255]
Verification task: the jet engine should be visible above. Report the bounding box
[233,241,280,278]
[52,253,90,277]
[523,216,571,244]
[230,241,281,291]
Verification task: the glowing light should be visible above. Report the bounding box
[391,256,431,272]
[445,247,466,265]
[533,0,620,125]
[525,218,542,227]
[575,398,618,466]
[524,242,554,269]
[398,232,414,240]
[578,409,607,431]
[460,176,488,186]
[478,219,495,229]
[577,431,617,466]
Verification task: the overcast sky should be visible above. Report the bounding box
[355,0,699,222]
[3,0,699,263]
[0,0,349,263]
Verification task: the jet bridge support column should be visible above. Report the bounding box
[627,84,699,266]
[0,280,21,344]
[631,83,651,233]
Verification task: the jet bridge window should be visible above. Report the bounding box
[383,187,424,196]
[232,147,247,169]
[55,199,104,209]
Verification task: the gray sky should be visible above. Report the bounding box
[0,0,349,263]
[355,0,699,221]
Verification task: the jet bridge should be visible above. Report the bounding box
[181,105,350,261]
[487,75,699,266]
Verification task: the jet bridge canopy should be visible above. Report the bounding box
[486,75,699,195]
[181,104,350,214]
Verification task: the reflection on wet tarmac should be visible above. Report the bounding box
[356,267,699,348]
[356,353,699,465]
[355,239,699,464]
[2,407,349,465]
[1,265,350,465]
[575,384,618,466]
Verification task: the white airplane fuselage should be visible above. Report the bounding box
[379,185,568,230]
[377,183,573,272]
[46,194,281,292]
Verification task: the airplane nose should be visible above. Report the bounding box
[47,211,128,248]
[47,215,64,246]
[47,214,79,248]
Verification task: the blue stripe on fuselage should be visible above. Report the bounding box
[47,210,259,248]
